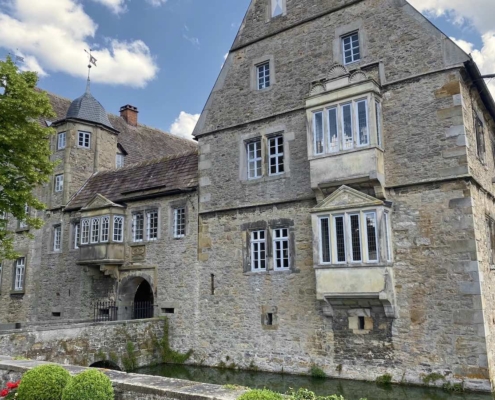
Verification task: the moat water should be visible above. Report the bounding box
[135,364,495,400]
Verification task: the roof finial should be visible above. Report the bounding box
[84,49,97,93]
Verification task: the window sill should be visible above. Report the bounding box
[10,291,25,296]
[315,263,392,269]
[130,240,161,246]
[47,250,63,255]
[16,228,30,233]
[309,145,383,161]
[241,173,289,186]
[244,269,292,276]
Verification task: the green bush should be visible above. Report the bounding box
[62,369,114,400]
[309,365,326,379]
[17,364,71,400]
[238,389,284,400]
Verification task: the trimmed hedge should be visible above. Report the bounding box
[17,364,71,400]
[238,389,284,400]
[62,369,114,400]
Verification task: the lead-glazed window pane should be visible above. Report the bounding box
[334,216,346,262]
[350,214,362,262]
[342,104,353,150]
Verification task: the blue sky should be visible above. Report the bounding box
[0,0,493,139]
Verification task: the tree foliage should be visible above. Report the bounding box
[0,56,56,259]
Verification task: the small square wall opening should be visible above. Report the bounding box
[267,313,273,326]
[52,312,61,317]
[358,316,365,330]
[162,308,175,314]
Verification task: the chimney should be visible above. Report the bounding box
[120,105,139,127]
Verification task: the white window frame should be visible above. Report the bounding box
[0,262,3,290]
[311,97,375,156]
[364,212,379,263]
[251,230,267,271]
[54,174,64,193]
[81,219,90,244]
[342,32,361,65]
[14,257,25,291]
[319,216,332,264]
[19,204,29,229]
[132,212,144,242]
[57,132,66,150]
[384,212,392,262]
[257,62,270,90]
[78,131,91,149]
[101,216,110,243]
[273,228,290,270]
[90,217,100,244]
[375,100,382,148]
[247,140,263,180]
[116,153,125,169]
[53,225,62,252]
[113,216,124,242]
[147,210,159,241]
[271,0,285,18]
[74,222,80,249]
[173,208,186,239]
[317,209,392,266]
[268,135,284,176]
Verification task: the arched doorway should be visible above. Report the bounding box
[117,275,154,320]
[90,360,122,371]
[133,280,154,319]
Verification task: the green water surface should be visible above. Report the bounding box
[135,364,495,400]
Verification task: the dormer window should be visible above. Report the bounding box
[271,0,285,18]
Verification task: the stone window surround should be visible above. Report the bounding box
[266,0,286,21]
[250,55,276,92]
[333,21,368,67]
[168,199,189,240]
[57,132,66,150]
[313,205,393,268]
[69,219,80,251]
[53,224,62,252]
[242,219,296,274]
[307,92,383,159]
[77,130,91,149]
[239,125,292,184]
[11,255,27,295]
[128,204,162,243]
[474,111,486,165]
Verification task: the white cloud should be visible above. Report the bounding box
[451,34,495,95]
[91,0,126,14]
[408,0,495,33]
[408,0,495,97]
[170,111,200,140]
[0,0,159,88]
[146,0,167,6]
[183,34,200,47]
[19,54,47,77]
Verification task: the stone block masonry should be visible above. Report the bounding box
[0,357,245,400]
[0,319,165,371]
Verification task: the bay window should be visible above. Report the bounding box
[317,209,391,265]
[310,95,381,156]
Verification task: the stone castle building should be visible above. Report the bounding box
[2,0,495,392]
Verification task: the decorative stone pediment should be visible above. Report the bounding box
[312,185,384,212]
[81,194,122,211]
[308,64,375,97]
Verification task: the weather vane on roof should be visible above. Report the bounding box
[84,49,97,91]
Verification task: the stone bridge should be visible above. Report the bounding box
[0,318,165,371]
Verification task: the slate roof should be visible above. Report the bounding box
[66,151,198,210]
[65,89,115,131]
[44,91,197,165]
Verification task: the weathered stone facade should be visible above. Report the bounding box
[2,0,495,393]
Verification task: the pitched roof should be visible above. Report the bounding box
[44,91,197,164]
[66,151,198,210]
[65,89,115,131]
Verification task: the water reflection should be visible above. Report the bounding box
[134,364,495,400]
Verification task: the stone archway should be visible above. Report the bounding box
[90,360,122,371]
[117,274,154,320]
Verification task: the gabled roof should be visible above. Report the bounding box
[311,185,384,213]
[64,89,115,132]
[44,91,197,165]
[66,151,198,210]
